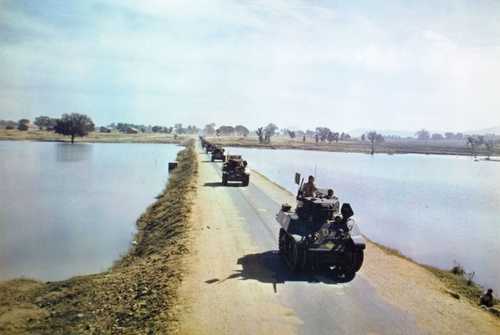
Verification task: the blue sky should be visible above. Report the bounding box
[1,0,499,131]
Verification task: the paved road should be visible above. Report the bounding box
[196,149,424,335]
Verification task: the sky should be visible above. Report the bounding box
[1,0,499,132]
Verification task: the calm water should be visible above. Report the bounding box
[227,147,500,291]
[0,141,179,281]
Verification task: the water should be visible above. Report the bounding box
[0,141,179,281]
[226,147,500,291]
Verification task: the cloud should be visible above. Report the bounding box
[0,0,499,131]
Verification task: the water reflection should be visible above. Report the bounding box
[0,141,179,281]
[229,147,500,292]
[55,143,93,162]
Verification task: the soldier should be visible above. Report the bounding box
[480,289,494,307]
[302,175,317,197]
[325,189,335,199]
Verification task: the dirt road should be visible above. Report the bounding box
[177,147,500,334]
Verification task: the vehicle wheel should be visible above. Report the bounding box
[279,229,287,256]
[222,177,227,185]
[352,250,364,272]
[287,237,304,272]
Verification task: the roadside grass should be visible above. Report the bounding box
[0,139,198,334]
[368,239,499,310]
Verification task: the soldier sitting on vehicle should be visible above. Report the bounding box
[325,189,335,199]
[480,289,495,308]
[302,175,317,197]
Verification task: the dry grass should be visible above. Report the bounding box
[368,238,498,310]
[0,129,187,144]
[0,139,198,334]
[207,136,500,157]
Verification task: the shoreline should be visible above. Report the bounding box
[0,139,198,334]
[206,136,500,158]
[0,129,187,145]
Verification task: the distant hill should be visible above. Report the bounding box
[464,126,500,135]
[348,129,416,138]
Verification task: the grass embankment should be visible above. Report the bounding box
[0,129,185,144]
[207,136,500,157]
[370,240,499,313]
[0,140,198,334]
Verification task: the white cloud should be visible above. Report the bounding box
[0,0,499,131]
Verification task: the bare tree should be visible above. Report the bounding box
[256,127,264,143]
[367,131,384,155]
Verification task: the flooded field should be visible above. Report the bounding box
[226,147,500,291]
[0,141,179,281]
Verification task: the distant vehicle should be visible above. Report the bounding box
[222,155,250,186]
[205,143,216,153]
[211,147,226,162]
[276,174,365,277]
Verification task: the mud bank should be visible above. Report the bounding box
[0,140,198,334]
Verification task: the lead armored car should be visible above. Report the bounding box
[276,174,365,276]
[222,155,250,186]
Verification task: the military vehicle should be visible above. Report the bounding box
[211,146,226,162]
[276,174,365,276]
[222,155,250,186]
[205,143,216,153]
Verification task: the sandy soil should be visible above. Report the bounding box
[177,157,500,334]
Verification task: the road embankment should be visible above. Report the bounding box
[0,140,198,334]
[176,155,500,335]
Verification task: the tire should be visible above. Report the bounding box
[278,229,287,256]
[222,176,228,185]
[242,176,249,187]
[287,236,304,272]
[211,156,215,162]
[352,250,364,272]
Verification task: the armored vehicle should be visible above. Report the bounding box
[211,146,226,162]
[222,155,250,186]
[276,174,365,276]
[205,143,216,153]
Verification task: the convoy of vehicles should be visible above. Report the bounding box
[199,136,364,276]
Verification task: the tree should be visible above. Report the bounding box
[466,136,480,158]
[264,123,278,143]
[315,127,331,142]
[415,129,430,140]
[203,123,216,136]
[234,125,250,137]
[54,113,95,143]
[444,132,455,140]
[17,119,30,131]
[256,127,264,143]
[431,133,444,140]
[327,131,339,143]
[216,125,235,136]
[367,131,384,155]
[286,129,296,139]
[484,140,496,160]
[34,116,57,130]
[174,123,185,134]
[361,134,366,141]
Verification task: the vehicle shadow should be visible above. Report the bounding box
[204,182,242,188]
[205,251,356,292]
